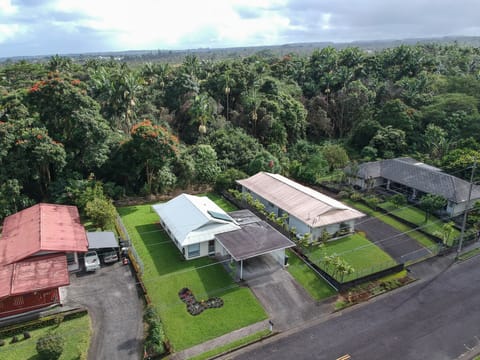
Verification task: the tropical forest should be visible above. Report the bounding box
[1,43,480,221]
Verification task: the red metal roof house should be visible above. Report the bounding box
[0,203,88,318]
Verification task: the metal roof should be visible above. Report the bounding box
[237,172,365,228]
[0,203,89,266]
[357,157,480,203]
[0,254,69,299]
[152,194,241,247]
[87,231,119,249]
[216,210,295,261]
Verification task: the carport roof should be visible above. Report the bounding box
[216,210,295,261]
[87,231,119,249]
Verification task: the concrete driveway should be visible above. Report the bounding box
[243,255,323,331]
[356,217,432,263]
[65,262,144,360]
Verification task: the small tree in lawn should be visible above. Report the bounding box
[390,194,407,208]
[36,333,64,360]
[434,221,456,247]
[419,194,446,222]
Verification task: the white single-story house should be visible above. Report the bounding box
[237,172,365,241]
[152,194,241,259]
[349,157,480,217]
[152,195,295,278]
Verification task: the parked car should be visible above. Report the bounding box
[84,251,101,272]
[102,249,119,264]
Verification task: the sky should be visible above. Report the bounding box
[1,0,479,57]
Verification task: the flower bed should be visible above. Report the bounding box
[178,288,224,316]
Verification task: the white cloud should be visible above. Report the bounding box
[1,0,479,57]
[0,24,22,43]
[0,0,17,15]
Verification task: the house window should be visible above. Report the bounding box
[188,244,200,258]
[66,252,76,265]
[208,240,215,254]
[13,296,24,306]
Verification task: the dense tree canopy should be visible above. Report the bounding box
[1,42,480,219]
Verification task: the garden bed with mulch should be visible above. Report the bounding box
[178,288,224,316]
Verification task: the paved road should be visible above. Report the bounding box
[356,217,431,263]
[233,256,480,360]
[66,262,144,360]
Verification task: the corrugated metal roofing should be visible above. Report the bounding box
[0,203,88,265]
[152,194,241,247]
[87,231,119,249]
[217,210,295,260]
[357,157,480,203]
[0,254,69,299]
[237,172,365,228]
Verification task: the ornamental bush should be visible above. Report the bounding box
[36,333,64,360]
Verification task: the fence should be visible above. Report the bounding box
[115,215,144,276]
[223,191,407,291]
[291,247,404,292]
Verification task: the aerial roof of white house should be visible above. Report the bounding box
[152,194,241,247]
[237,172,365,228]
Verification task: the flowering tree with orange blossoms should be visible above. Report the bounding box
[129,120,179,194]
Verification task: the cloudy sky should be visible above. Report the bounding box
[1,0,479,57]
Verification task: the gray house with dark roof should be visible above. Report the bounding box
[351,157,480,217]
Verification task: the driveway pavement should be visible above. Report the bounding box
[356,217,432,263]
[65,261,144,360]
[243,255,327,331]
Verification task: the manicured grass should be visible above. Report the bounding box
[118,203,266,352]
[305,234,397,282]
[286,249,336,299]
[199,192,238,212]
[379,201,460,242]
[458,247,480,261]
[344,199,437,248]
[189,329,272,360]
[1,314,91,360]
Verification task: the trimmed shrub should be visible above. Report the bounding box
[0,339,5,346]
[23,331,31,340]
[11,335,19,343]
[350,192,362,201]
[36,333,64,360]
[144,306,167,356]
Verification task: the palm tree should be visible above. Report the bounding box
[189,93,215,135]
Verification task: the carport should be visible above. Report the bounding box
[216,210,295,280]
[86,231,119,252]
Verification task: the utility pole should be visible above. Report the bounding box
[457,159,477,257]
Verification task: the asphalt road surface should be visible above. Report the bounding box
[233,256,480,360]
[66,261,144,360]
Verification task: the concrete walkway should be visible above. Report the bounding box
[168,319,271,360]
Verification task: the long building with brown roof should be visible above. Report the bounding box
[237,172,365,241]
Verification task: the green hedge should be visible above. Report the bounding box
[0,309,87,338]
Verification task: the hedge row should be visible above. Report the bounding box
[0,309,87,338]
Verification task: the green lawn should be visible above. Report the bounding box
[305,234,397,282]
[1,314,91,360]
[286,250,336,299]
[118,202,266,352]
[344,199,437,248]
[198,192,238,212]
[189,329,272,360]
[379,201,460,242]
